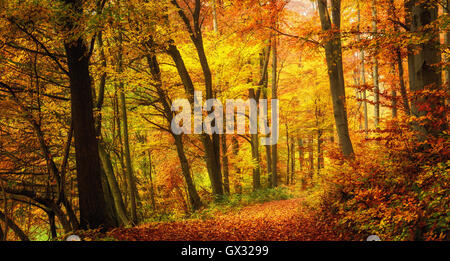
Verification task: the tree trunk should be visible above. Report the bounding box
[271,33,278,187]
[146,50,203,210]
[63,0,114,230]
[147,150,156,210]
[285,123,290,186]
[167,44,223,196]
[297,138,304,171]
[290,140,295,184]
[444,0,450,107]
[0,210,29,241]
[98,144,131,226]
[173,135,203,210]
[357,0,369,136]
[308,136,314,179]
[221,133,230,194]
[317,129,324,174]
[212,0,218,33]
[407,0,445,138]
[397,49,410,115]
[318,0,355,157]
[249,89,261,191]
[232,137,242,194]
[119,89,138,224]
[372,0,380,127]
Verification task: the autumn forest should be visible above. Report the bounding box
[0,0,448,242]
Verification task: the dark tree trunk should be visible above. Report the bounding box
[47,211,57,239]
[63,0,114,229]
[0,210,29,241]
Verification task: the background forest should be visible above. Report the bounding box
[0,0,448,241]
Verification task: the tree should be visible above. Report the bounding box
[406,0,446,138]
[317,0,354,157]
[62,0,114,229]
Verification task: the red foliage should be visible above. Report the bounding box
[109,198,354,241]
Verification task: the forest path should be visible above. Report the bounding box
[110,198,345,241]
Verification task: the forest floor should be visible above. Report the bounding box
[109,198,353,241]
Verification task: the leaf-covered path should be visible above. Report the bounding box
[110,198,347,241]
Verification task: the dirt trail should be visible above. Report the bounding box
[110,198,345,241]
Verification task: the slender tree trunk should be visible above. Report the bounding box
[317,129,324,174]
[372,0,380,127]
[113,92,128,208]
[285,123,290,186]
[249,89,262,190]
[391,88,398,118]
[146,50,203,210]
[260,43,272,186]
[98,144,131,226]
[212,0,218,33]
[290,140,295,184]
[297,138,304,171]
[318,0,355,157]
[147,150,156,210]
[167,44,223,196]
[119,88,138,224]
[232,137,242,194]
[308,136,314,179]
[397,50,410,115]
[221,133,230,194]
[271,33,278,187]
[117,31,138,224]
[173,135,203,210]
[357,0,369,136]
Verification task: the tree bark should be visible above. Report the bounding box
[285,123,290,186]
[167,43,223,196]
[63,0,114,230]
[318,0,354,157]
[290,139,295,184]
[271,33,278,187]
[357,0,368,135]
[98,144,131,226]
[249,89,261,190]
[146,50,203,210]
[221,132,230,194]
[372,0,380,127]
[0,210,29,241]
[407,0,445,138]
